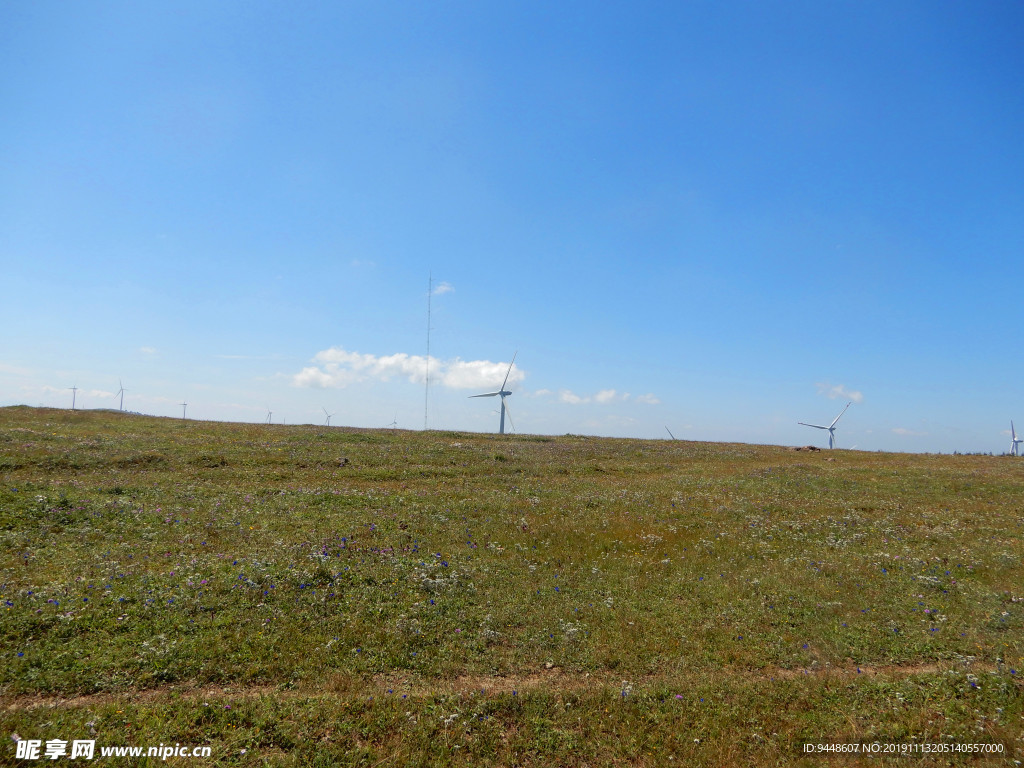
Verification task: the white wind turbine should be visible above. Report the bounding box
[70,385,79,410]
[798,401,851,449]
[180,401,188,420]
[1011,421,1023,456]
[470,352,517,435]
[323,407,334,427]
[266,408,273,425]
[115,380,126,411]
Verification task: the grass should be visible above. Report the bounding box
[1,405,1021,765]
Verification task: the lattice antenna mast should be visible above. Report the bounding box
[424,272,432,431]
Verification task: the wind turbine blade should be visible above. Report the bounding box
[500,351,518,392]
[665,426,676,440]
[470,392,500,398]
[501,396,515,433]
[798,422,829,430]
[1013,421,1017,441]
[829,402,852,429]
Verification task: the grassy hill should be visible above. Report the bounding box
[1,406,1021,765]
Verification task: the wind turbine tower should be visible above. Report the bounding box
[266,408,273,425]
[1011,421,1023,456]
[115,380,126,411]
[323,407,334,427]
[70,385,78,410]
[798,401,851,449]
[180,401,188,420]
[470,352,518,435]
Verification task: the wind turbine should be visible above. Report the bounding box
[323,407,334,427]
[180,401,188,420]
[115,380,126,411]
[470,352,517,435]
[665,426,677,441]
[385,413,398,429]
[1011,421,1023,456]
[798,401,851,449]
[70,385,78,410]
[266,408,272,425]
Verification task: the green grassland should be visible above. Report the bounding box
[1,406,1021,765]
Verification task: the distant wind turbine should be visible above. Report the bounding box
[115,380,126,411]
[323,407,334,427]
[470,352,517,434]
[385,413,398,429]
[180,401,188,420]
[1011,421,1023,456]
[798,402,851,449]
[70,385,78,410]
[266,408,272,425]
[665,426,677,441]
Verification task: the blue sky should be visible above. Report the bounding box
[2,1,1022,452]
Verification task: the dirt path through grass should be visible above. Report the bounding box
[4,660,1004,712]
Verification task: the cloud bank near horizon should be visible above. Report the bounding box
[292,347,525,391]
[531,388,660,406]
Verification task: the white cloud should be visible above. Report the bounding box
[293,365,353,389]
[140,346,157,357]
[558,388,632,405]
[442,358,520,389]
[432,281,454,296]
[634,393,660,405]
[292,347,524,391]
[532,388,553,398]
[816,382,864,404]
